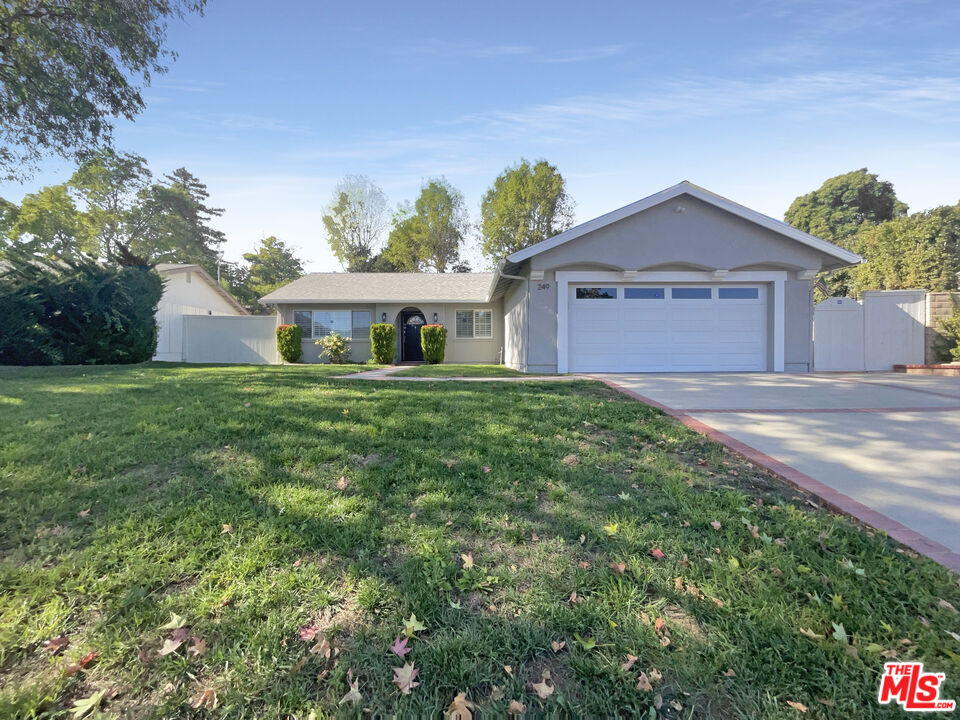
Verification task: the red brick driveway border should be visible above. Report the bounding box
[596,377,960,574]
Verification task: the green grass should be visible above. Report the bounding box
[391,364,527,378]
[0,364,957,718]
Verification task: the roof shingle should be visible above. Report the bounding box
[259,272,495,303]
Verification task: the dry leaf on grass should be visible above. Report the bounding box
[192,689,218,710]
[938,599,958,614]
[44,635,69,654]
[636,671,653,692]
[187,637,206,657]
[722,668,736,677]
[531,670,554,699]
[786,700,808,712]
[393,662,420,694]
[339,669,361,705]
[508,699,526,715]
[445,692,474,720]
[650,548,665,560]
[220,524,232,534]
[710,521,722,530]
[561,454,579,466]
[390,635,411,658]
[621,654,637,671]
[551,640,565,653]
[609,561,626,575]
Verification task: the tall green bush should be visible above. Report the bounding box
[0,250,161,365]
[420,324,447,364]
[276,324,302,363]
[370,323,396,364]
[934,298,960,362]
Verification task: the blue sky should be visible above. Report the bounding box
[4,0,960,271]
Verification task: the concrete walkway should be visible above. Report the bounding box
[593,373,960,571]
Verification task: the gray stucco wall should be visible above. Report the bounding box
[277,300,503,364]
[502,194,825,373]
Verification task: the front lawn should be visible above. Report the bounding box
[392,364,527,378]
[1,364,957,718]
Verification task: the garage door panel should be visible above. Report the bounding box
[568,284,767,373]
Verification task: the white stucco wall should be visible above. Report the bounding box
[154,270,246,362]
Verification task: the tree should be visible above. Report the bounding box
[384,179,469,272]
[785,169,907,247]
[851,205,960,296]
[69,148,152,261]
[0,0,206,181]
[69,149,226,267]
[2,184,84,257]
[785,168,908,297]
[480,158,574,263]
[242,236,304,297]
[322,175,388,271]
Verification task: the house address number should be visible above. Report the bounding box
[537,282,551,290]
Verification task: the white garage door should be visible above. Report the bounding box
[568,284,767,372]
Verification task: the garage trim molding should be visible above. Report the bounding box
[556,270,786,374]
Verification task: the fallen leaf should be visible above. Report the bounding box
[798,627,824,640]
[445,691,474,720]
[390,635,411,658]
[531,533,539,542]
[551,640,566,653]
[579,534,586,545]
[482,466,491,473]
[603,522,619,536]
[461,552,474,569]
[504,665,513,676]
[310,637,337,659]
[575,633,596,650]
[679,520,690,528]
[750,525,760,539]
[710,521,722,530]
[621,654,638,671]
[77,509,90,518]
[722,668,736,677]
[650,548,665,560]
[409,512,416,519]
[561,454,579,466]
[637,671,653,691]
[674,576,684,591]
[187,637,206,657]
[158,636,184,656]
[508,699,526,715]
[44,635,69,654]
[568,591,582,603]
[490,685,504,701]
[648,668,662,682]
[160,612,187,631]
[938,599,958,614]
[609,561,626,575]
[679,554,691,568]
[786,700,808,712]
[445,459,458,468]
[531,671,554,699]
[191,688,218,710]
[403,613,426,638]
[288,655,308,675]
[71,689,106,718]
[336,476,350,490]
[393,662,420,694]
[299,624,318,641]
[578,560,589,569]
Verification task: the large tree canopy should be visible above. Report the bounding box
[384,178,469,272]
[784,168,907,248]
[480,158,574,263]
[851,205,960,296]
[0,0,206,181]
[241,235,304,297]
[322,175,388,272]
[785,168,908,298]
[67,149,225,267]
[2,184,84,257]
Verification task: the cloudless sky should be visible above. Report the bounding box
[3,0,960,271]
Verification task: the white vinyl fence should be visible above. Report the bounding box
[813,290,926,371]
[182,315,279,364]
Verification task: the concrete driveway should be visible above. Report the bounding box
[594,373,960,563]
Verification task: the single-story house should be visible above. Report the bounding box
[260,181,861,373]
[154,263,249,362]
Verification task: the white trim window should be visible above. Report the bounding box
[293,310,371,340]
[455,309,493,339]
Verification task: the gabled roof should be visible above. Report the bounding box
[259,272,496,304]
[155,263,249,315]
[505,181,863,266]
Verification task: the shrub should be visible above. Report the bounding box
[0,250,161,365]
[420,324,447,364]
[369,323,396,364]
[934,297,960,362]
[316,331,351,363]
[276,324,302,363]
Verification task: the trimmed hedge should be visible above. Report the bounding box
[0,251,161,365]
[370,323,396,364]
[276,324,302,363]
[420,324,447,364]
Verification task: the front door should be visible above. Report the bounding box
[401,311,426,362]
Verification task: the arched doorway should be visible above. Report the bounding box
[398,307,426,362]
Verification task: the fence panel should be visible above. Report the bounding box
[813,297,865,371]
[182,315,278,364]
